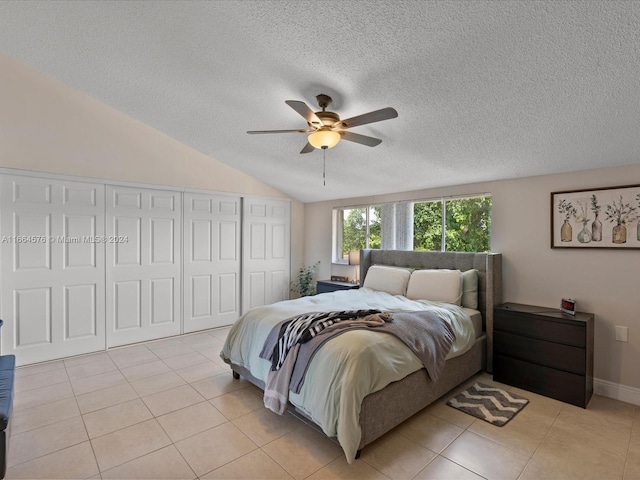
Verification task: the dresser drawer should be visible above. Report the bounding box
[494,354,590,407]
[495,311,586,347]
[494,331,586,375]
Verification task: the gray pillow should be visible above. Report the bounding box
[461,269,478,309]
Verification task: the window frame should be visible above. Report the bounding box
[333,193,492,262]
[331,203,382,264]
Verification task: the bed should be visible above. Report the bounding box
[221,249,502,462]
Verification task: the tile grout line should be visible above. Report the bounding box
[6,332,221,474]
[99,333,245,477]
[621,412,637,480]
[514,400,564,480]
[69,361,102,478]
[91,342,195,475]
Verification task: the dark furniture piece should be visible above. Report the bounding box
[0,319,15,479]
[493,302,594,408]
[317,279,359,294]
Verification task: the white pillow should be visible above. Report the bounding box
[405,269,463,305]
[363,265,412,296]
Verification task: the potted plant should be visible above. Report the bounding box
[605,195,637,244]
[637,193,640,241]
[574,200,591,243]
[557,199,576,242]
[291,261,320,297]
[590,194,602,242]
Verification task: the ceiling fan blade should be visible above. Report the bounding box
[339,107,398,129]
[341,131,382,147]
[300,142,315,154]
[247,129,311,134]
[285,100,323,126]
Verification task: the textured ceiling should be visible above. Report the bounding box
[1,1,639,203]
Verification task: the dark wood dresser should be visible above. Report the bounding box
[316,280,360,294]
[493,302,594,408]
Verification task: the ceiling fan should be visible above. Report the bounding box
[247,94,398,153]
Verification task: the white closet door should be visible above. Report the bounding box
[183,193,241,333]
[0,175,106,366]
[242,197,290,313]
[106,186,181,347]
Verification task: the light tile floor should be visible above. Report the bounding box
[7,327,640,479]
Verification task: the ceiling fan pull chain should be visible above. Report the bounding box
[323,147,326,186]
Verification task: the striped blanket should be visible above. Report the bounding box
[259,310,391,413]
[264,309,391,371]
[259,308,456,415]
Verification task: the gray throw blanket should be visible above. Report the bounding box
[260,309,456,414]
[264,309,390,371]
[261,310,390,414]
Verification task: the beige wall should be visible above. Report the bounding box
[0,53,305,296]
[5,52,638,392]
[0,53,289,197]
[305,164,640,391]
[0,53,305,280]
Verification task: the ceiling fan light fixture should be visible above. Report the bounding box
[308,129,341,149]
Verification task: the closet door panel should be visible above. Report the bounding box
[114,217,141,265]
[191,275,212,319]
[64,284,97,339]
[183,193,240,333]
[219,273,237,313]
[15,287,52,347]
[63,215,96,268]
[151,277,174,325]
[114,280,142,331]
[14,213,52,270]
[248,272,266,310]
[106,185,181,347]
[1,175,105,366]
[242,198,290,313]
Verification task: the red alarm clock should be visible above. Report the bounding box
[561,298,576,315]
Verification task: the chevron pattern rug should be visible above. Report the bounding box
[447,382,529,426]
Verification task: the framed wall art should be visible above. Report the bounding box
[551,184,640,249]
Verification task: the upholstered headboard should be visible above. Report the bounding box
[359,249,502,372]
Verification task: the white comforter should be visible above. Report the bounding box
[220,287,475,462]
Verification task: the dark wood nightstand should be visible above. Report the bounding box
[316,280,360,294]
[493,302,594,408]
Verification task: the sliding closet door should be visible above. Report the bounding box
[0,175,106,366]
[106,186,181,347]
[242,197,290,313]
[183,193,241,333]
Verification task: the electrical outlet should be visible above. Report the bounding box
[615,326,628,342]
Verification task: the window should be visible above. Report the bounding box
[333,206,380,262]
[333,194,491,262]
[413,200,443,251]
[414,195,492,252]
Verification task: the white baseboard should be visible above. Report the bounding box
[594,378,640,406]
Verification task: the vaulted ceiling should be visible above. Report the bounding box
[1,1,639,203]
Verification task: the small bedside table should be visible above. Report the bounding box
[316,280,360,294]
[493,302,594,408]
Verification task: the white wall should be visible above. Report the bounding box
[305,164,640,393]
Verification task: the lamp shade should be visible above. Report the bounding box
[308,129,340,149]
[348,250,360,266]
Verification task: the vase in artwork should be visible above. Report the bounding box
[612,223,627,244]
[577,222,592,243]
[560,219,572,242]
[591,214,602,242]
